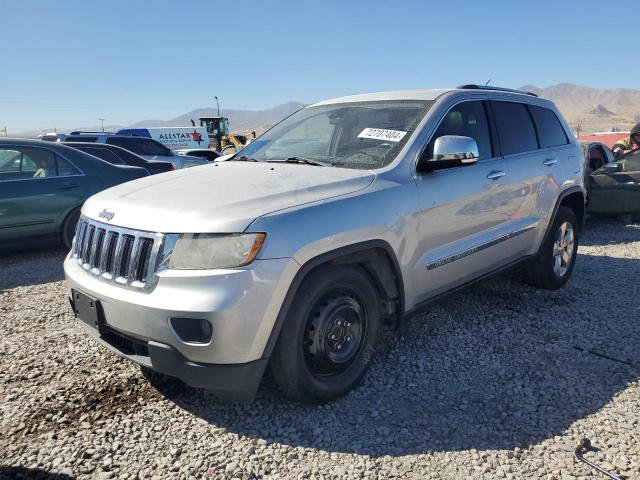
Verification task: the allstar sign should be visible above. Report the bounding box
[192,130,204,145]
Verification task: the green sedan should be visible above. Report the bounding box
[0,138,149,251]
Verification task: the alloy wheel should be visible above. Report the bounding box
[552,221,574,277]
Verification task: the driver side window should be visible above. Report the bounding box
[425,101,493,161]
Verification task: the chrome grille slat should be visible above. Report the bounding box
[72,216,164,292]
[126,237,141,279]
[82,226,96,269]
[79,221,88,258]
[101,231,118,273]
[76,221,88,262]
[72,220,84,256]
[90,228,106,274]
[137,238,154,281]
[116,234,135,281]
[81,223,92,262]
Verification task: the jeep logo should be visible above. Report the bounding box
[99,209,115,221]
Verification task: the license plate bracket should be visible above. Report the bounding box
[71,289,105,332]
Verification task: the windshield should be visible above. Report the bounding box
[234,100,433,169]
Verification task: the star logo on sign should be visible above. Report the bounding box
[192,130,203,144]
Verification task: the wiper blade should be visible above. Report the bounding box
[229,155,259,162]
[282,157,331,167]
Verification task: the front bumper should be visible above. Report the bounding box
[64,253,299,400]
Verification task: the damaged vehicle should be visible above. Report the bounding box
[65,85,586,403]
[588,148,640,219]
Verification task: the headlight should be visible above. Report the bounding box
[167,233,266,270]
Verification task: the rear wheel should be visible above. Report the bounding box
[270,265,380,404]
[527,206,579,289]
[61,207,81,251]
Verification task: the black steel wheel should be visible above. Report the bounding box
[304,288,367,376]
[270,265,381,404]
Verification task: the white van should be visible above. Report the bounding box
[116,127,210,150]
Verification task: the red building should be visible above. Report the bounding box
[577,132,629,148]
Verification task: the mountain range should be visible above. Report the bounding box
[519,83,640,134]
[127,101,306,134]
[15,84,640,138]
[15,102,306,138]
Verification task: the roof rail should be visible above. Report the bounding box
[69,131,117,135]
[456,84,538,97]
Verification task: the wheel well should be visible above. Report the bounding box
[559,191,585,232]
[325,247,403,317]
[262,242,405,360]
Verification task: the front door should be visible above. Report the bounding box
[412,100,512,303]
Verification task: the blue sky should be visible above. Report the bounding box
[1,0,637,132]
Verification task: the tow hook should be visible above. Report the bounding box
[575,438,625,480]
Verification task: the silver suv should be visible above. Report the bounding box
[64,85,585,403]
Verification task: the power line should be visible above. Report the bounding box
[0,99,212,109]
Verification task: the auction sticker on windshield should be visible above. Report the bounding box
[358,128,407,142]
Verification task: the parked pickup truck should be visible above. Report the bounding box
[65,85,585,403]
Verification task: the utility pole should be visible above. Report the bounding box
[214,96,220,116]
[574,119,583,138]
[99,118,106,132]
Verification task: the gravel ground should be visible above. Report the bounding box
[1,219,639,480]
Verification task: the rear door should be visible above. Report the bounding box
[413,100,513,301]
[490,101,570,258]
[0,146,87,244]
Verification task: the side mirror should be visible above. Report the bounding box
[420,135,479,172]
[598,162,623,174]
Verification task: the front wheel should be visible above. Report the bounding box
[270,265,380,404]
[527,206,579,289]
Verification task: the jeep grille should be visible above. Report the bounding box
[72,216,164,291]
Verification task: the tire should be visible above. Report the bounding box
[270,265,381,404]
[61,207,81,251]
[527,206,579,289]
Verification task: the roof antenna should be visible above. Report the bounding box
[485,79,492,86]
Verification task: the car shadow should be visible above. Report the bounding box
[0,247,67,291]
[147,249,640,457]
[0,466,75,479]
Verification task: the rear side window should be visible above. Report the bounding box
[491,101,538,156]
[80,147,125,164]
[56,155,82,176]
[529,105,568,148]
[107,137,170,156]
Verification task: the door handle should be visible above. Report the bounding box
[58,183,78,190]
[486,170,506,180]
[543,158,558,166]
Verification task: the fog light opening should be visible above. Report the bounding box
[169,317,213,345]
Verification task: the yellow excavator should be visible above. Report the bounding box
[198,116,256,154]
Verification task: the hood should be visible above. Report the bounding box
[83,161,375,233]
